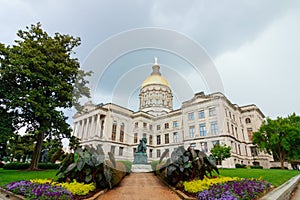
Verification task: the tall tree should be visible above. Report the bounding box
[0,108,15,160]
[252,114,300,169]
[0,23,90,169]
[210,144,231,165]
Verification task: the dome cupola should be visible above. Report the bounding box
[139,58,173,116]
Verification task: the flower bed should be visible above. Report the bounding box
[178,176,271,200]
[4,180,73,200]
[4,179,97,200]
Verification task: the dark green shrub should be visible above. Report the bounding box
[0,161,4,168]
[250,165,263,169]
[38,163,60,169]
[118,160,132,174]
[235,163,247,168]
[150,160,160,171]
[3,162,30,170]
[270,166,288,169]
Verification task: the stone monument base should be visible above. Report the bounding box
[133,152,148,164]
[131,164,153,172]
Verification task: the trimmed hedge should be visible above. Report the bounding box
[235,164,247,168]
[118,160,132,174]
[250,165,263,169]
[3,162,59,170]
[270,166,288,169]
[150,160,160,171]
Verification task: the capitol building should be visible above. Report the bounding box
[73,60,273,168]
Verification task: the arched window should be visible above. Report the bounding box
[111,122,117,141]
[245,118,251,124]
[119,123,124,142]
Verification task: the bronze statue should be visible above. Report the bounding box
[136,137,147,153]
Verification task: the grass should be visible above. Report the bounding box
[0,168,58,186]
[216,168,300,187]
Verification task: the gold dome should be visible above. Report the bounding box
[141,74,170,88]
[141,58,170,88]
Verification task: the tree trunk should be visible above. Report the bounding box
[29,132,44,170]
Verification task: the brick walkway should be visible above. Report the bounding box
[291,182,300,200]
[97,173,181,200]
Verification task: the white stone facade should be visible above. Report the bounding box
[73,62,273,168]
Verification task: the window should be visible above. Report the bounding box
[143,122,147,128]
[225,109,228,117]
[250,146,258,156]
[190,143,196,148]
[227,122,230,133]
[247,128,253,140]
[209,107,216,116]
[211,121,218,134]
[135,122,138,128]
[233,114,235,121]
[149,149,153,158]
[165,134,169,144]
[157,135,161,145]
[189,126,195,138]
[156,99,159,106]
[119,147,124,156]
[188,112,194,120]
[165,149,170,157]
[238,144,241,155]
[149,125,152,130]
[157,125,161,130]
[143,133,147,140]
[134,133,138,143]
[235,127,238,138]
[198,110,205,119]
[162,100,165,105]
[173,132,178,143]
[245,118,251,124]
[111,122,117,141]
[173,121,178,128]
[231,124,234,136]
[201,142,208,152]
[164,123,169,129]
[213,140,219,146]
[110,146,115,155]
[149,135,153,145]
[119,123,124,142]
[133,148,136,154]
[150,99,153,106]
[199,123,206,136]
[157,149,161,158]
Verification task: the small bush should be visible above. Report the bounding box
[150,160,160,171]
[0,161,5,168]
[38,163,60,169]
[3,162,30,170]
[235,163,247,168]
[270,166,288,169]
[3,162,59,170]
[250,165,263,169]
[118,160,132,174]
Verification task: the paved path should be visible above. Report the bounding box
[291,182,300,200]
[97,173,181,200]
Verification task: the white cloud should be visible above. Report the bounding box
[215,10,300,118]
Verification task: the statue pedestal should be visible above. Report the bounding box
[133,152,148,164]
[131,164,152,172]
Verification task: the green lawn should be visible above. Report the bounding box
[216,168,300,187]
[0,168,58,186]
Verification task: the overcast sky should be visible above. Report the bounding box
[1,0,300,121]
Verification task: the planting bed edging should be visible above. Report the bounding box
[0,187,25,200]
[260,174,300,200]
